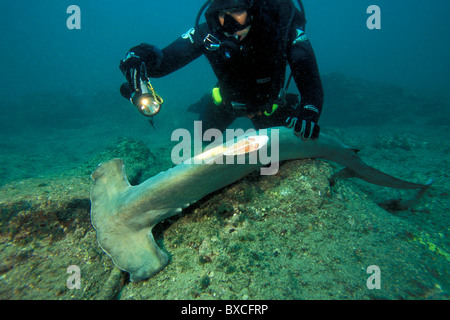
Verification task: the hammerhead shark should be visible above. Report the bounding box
[90,126,431,281]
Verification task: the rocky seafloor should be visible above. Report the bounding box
[0,74,448,300]
[0,124,448,300]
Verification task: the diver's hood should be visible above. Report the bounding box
[208,0,254,12]
[205,0,254,35]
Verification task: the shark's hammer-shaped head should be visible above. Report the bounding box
[90,159,173,281]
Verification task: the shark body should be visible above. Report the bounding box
[90,127,431,281]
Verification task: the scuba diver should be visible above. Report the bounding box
[119,0,323,140]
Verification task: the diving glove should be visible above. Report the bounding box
[119,43,163,92]
[286,104,321,140]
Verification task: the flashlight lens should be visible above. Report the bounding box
[139,96,160,116]
[131,91,162,117]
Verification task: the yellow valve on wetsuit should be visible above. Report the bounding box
[264,104,279,116]
[212,87,222,106]
[212,87,279,116]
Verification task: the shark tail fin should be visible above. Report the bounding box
[378,178,433,211]
[90,159,169,282]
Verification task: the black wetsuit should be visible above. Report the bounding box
[147,1,323,133]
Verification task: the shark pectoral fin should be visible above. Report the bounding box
[328,167,356,186]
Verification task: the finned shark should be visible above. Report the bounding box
[90,126,431,281]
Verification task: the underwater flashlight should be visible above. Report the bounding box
[131,79,163,117]
[120,62,164,118]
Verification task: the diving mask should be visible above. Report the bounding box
[220,9,251,35]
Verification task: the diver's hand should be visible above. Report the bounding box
[285,105,321,140]
[119,43,163,91]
